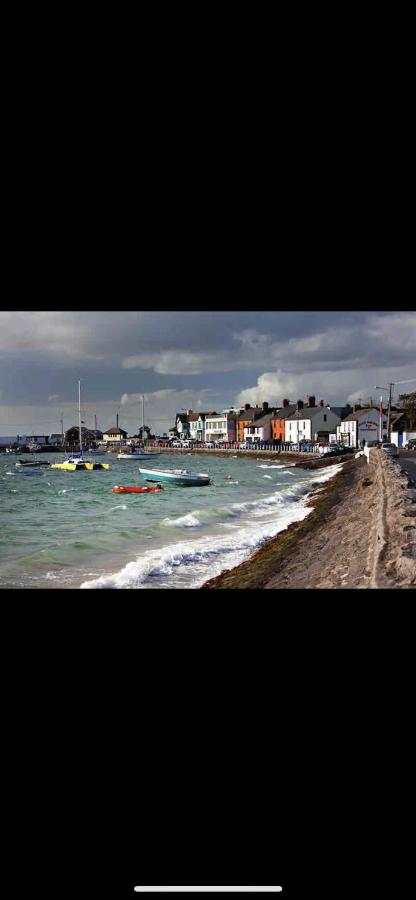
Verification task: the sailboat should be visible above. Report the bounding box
[50,382,110,471]
[117,394,160,460]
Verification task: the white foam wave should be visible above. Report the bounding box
[108,504,128,512]
[263,475,273,479]
[163,513,202,528]
[257,464,288,469]
[80,499,312,590]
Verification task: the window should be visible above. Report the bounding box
[323,414,327,422]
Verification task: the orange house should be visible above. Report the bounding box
[271,401,297,442]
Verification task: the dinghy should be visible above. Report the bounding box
[112,485,162,493]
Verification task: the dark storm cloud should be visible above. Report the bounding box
[0,311,414,435]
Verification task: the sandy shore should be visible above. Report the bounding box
[201,453,416,589]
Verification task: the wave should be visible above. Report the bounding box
[163,513,202,528]
[80,461,343,590]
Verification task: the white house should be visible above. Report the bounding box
[285,402,348,444]
[175,414,190,437]
[243,412,273,443]
[187,411,217,442]
[205,412,237,443]
[337,408,387,448]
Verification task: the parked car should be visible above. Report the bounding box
[205,441,214,448]
[404,438,416,450]
[381,443,399,458]
[171,440,183,448]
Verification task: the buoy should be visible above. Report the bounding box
[112,485,162,494]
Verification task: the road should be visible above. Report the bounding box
[398,450,416,482]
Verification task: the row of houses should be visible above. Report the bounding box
[169,397,397,448]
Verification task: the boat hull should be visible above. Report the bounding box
[117,453,160,460]
[50,462,110,471]
[138,467,210,486]
[112,485,162,493]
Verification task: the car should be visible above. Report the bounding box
[404,439,416,450]
[381,443,399,458]
[204,442,214,449]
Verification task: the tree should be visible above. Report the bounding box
[398,392,416,429]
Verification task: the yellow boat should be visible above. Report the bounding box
[50,459,110,471]
[50,382,110,472]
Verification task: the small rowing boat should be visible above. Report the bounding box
[112,485,162,493]
[138,467,210,486]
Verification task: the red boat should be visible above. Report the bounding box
[112,485,162,494]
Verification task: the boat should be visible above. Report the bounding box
[50,382,110,471]
[112,485,162,493]
[16,459,50,467]
[138,467,211,486]
[117,451,160,460]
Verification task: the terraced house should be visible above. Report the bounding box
[187,411,217,442]
[270,400,298,442]
[237,403,266,442]
[205,412,238,443]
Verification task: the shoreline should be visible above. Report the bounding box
[200,456,360,589]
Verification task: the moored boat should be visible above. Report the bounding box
[16,459,50,467]
[117,451,160,460]
[49,383,110,471]
[138,467,210,486]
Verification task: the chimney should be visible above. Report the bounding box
[262,401,269,411]
[245,403,250,411]
[297,399,304,410]
[282,399,289,407]
[319,400,325,407]
[308,395,316,408]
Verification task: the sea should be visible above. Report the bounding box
[0,452,342,589]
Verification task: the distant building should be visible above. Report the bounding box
[337,407,388,448]
[187,411,217,442]
[271,401,298,442]
[102,426,128,444]
[237,404,265,441]
[242,403,279,442]
[175,414,190,438]
[285,400,350,444]
[205,412,237,443]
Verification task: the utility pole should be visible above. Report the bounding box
[387,382,393,442]
[94,414,97,436]
[142,395,145,444]
[60,412,64,446]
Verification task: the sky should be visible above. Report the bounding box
[0,310,415,437]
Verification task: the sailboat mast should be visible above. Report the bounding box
[142,394,145,442]
[78,380,83,455]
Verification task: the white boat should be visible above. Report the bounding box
[117,451,160,460]
[139,467,210,486]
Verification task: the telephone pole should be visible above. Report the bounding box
[60,412,64,446]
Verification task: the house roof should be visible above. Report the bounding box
[238,408,265,422]
[342,408,378,422]
[104,426,128,435]
[247,412,275,427]
[271,404,297,420]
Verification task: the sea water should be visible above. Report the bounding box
[0,453,342,589]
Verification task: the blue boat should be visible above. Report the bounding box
[139,467,210,486]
